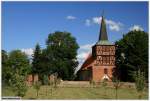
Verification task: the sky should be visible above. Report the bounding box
[2,1,148,72]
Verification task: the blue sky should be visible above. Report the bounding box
[2,2,148,70]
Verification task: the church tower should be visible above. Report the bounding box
[76,14,116,82]
[92,15,115,81]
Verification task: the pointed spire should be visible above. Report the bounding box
[98,11,108,41]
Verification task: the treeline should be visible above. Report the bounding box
[115,30,148,82]
[2,31,79,94]
[2,30,148,86]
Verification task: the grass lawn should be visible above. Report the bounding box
[2,85,148,100]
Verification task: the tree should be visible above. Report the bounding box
[2,50,8,64]
[32,43,42,74]
[112,76,122,99]
[8,50,31,76]
[2,50,12,85]
[8,50,31,97]
[33,81,41,97]
[44,31,79,80]
[115,30,148,82]
[135,69,145,99]
[11,73,27,97]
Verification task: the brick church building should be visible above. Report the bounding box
[76,15,116,82]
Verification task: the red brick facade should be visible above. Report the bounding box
[76,15,116,82]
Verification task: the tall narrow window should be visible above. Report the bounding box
[104,68,108,74]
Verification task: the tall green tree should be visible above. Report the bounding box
[115,30,148,82]
[32,43,42,74]
[44,31,79,80]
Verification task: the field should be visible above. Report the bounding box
[2,81,148,100]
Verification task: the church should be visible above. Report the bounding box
[76,15,116,82]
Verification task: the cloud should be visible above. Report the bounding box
[86,16,123,32]
[80,43,93,50]
[92,17,102,24]
[75,43,94,74]
[21,48,34,56]
[77,43,94,60]
[129,25,144,31]
[77,51,90,61]
[85,19,91,26]
[66,15,76,20]
[106,19,123,31]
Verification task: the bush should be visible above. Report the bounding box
[11,74,27,97]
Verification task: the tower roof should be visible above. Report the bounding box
[96,15,112,45]
[99,16,108,41]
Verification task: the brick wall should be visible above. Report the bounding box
[92,66,115,82]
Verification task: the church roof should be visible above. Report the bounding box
[96,40,113,45]
[99,16,108,41]
[80,53,94,70]
[96,15,112,45]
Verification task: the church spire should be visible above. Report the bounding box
[98,13,108,41]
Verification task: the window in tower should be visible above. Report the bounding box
[104,68,108,74]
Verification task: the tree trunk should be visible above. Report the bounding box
[46,86,47,96]
[115,88,118,99]
[51,88,52,96]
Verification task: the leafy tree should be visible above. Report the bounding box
[11,73,27,97]
[33,81,41,97]
[115,30,148,82]
[135,69,145,99]
[7,50,31,97]
[44,31,79,80]
[8,50,31,76]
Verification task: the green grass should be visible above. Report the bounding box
[2,86,148,99]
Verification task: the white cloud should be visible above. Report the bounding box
[92,17,102,24]
[77,51,90,60]
[106,19,123,31]
[80,43,93,50]
[86,16,123,32]
[75,43,94,74]
[21,48,34,56]
[66,15,76,20]
[85,19,91,26]
[129,25,144,31]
